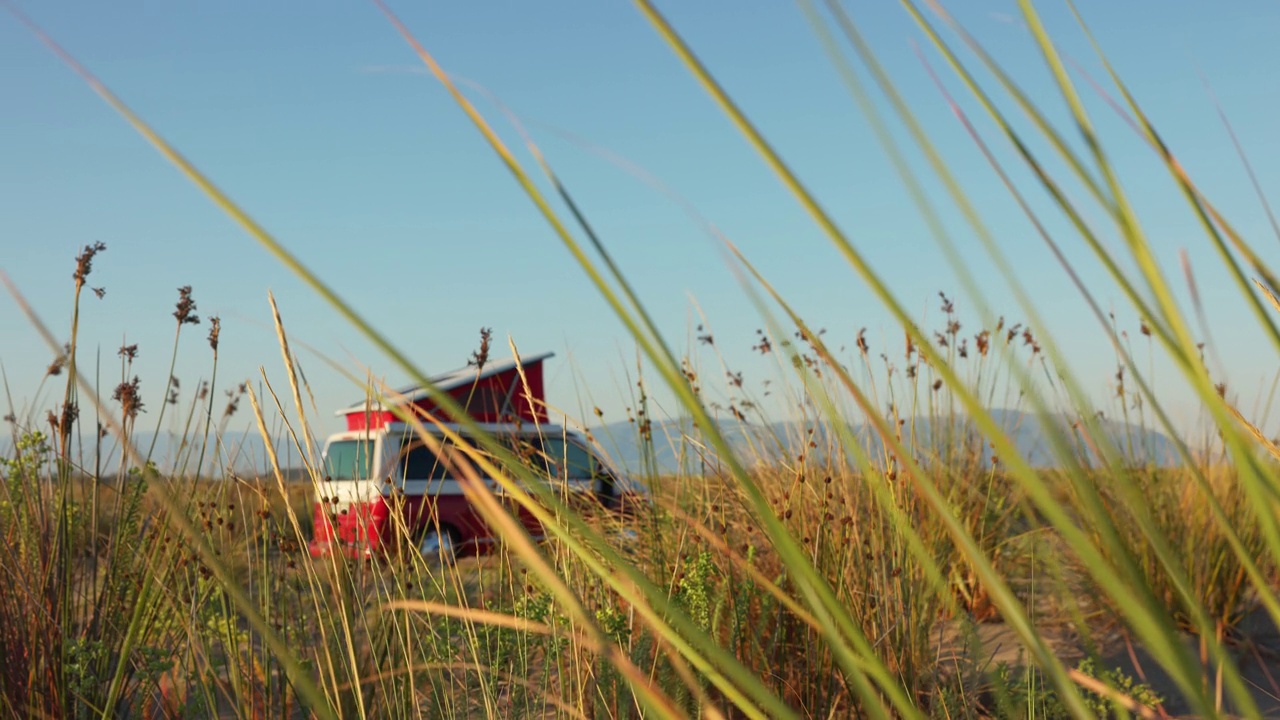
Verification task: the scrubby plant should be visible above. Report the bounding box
[7,1,1280,718]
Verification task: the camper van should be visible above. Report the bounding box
[307,352,643,562]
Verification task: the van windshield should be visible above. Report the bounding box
[324,440,375,481]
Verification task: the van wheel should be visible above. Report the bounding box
[419,526,459,566]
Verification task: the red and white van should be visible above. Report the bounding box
[307,421,639,562]
[306,352,644,562]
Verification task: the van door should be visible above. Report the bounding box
[539,435,613,509]
[393,432,492,555]
[486,432,553,538]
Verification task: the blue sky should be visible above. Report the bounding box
[2,1,1279,448]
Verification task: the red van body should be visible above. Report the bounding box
[307,353,642,561]
[307,421,638,561]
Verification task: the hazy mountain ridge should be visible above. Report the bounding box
[0,428,310,478]
[588,409,1180,476]
[4,409,1178,479]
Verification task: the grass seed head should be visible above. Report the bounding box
[173,286,200,325]
[753,330,772,354]
[207,316,221,352]
[113,377,144,419]
[58,403,77,437]
[468,326,493,369]
[73,241,106,288]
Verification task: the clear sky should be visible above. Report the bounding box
[2,1,1279,446]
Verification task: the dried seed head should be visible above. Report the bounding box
[73,242,107,288]
[468,327,493,369]
[118,344,139,362]
[113,377,145,419]
[174,286,200,325]
[222,385,243,419]
[752,332,772,354]
[207,316,221,352]
[59,402,78,437]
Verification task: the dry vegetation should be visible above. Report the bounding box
[3,249,1275,719]
[6,1,1280,718]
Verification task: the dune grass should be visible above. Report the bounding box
[5,0,1280,718]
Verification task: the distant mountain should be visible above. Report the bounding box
[0,428,317,479]
[3,409,1179,480]
[587,409,1180,476]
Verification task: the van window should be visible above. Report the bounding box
[540,437,596,479]
[496,433,542,470]
[324,440,375,481]
[398,435,474,481]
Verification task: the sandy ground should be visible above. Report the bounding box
[936,605,1280,718]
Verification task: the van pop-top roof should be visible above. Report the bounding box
[336,352,553,431]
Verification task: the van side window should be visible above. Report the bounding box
[540,438,595,479]
[502,435,543,473]
[399,436,471,481]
